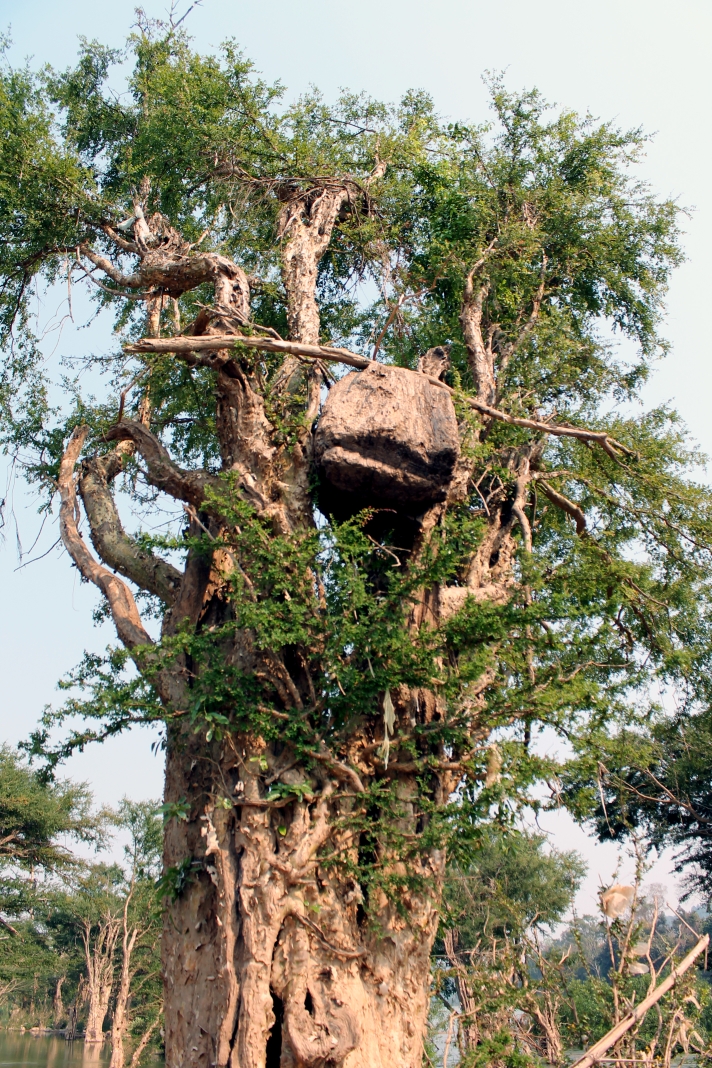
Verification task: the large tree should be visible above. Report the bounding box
[2,15,711,1068]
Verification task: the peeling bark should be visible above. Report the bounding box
[57,188,528,1068]
[161,739,442,1068]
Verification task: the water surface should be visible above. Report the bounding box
[0,1033,161,1068]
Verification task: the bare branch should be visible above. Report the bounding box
[78,245,142,288]
[124,334,635,458]
[103,421,221,507]
[570,935,709,1068]
[78,457,183,604]
[100,225,139,255]
[58,427,153,651]
[311,747,365,794]
[537,480,587,535]
[460,279,494,405]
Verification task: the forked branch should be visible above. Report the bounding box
[570,934,709,1068]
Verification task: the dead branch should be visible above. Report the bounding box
[570,934,709,1068]
[123,334,635,458]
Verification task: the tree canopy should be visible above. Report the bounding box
[1,15,710,1068]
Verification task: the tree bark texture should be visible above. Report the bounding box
[57,183,546,1068]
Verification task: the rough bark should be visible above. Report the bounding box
[82,913,120,1044]
[161,736,443,1068]
[79,455,182,604]
[57,184,533,1068]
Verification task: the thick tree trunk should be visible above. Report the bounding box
[84,984,113,1045]
[162,730,442,1068]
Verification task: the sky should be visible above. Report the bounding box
[0,0,710,911]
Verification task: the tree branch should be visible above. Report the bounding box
[537,481,587,535]
[58,427,153,651]
[124,334,635,458]
[311,746,365,794]
[78,246,142,288]
[78,457,183,604]
[460,278,494,405]
[103,421,221,507]
[497,254,548,389]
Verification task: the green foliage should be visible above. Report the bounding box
[0,794,162,1042]
[560,710,712,903]
[0,745,102,872]
[0,15,710,939]
[441,827,585,947]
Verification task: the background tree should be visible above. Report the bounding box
[561,710,712,905]
[0,744,98,876]
[435,847,712,1068]
[2,12,711,1068]
[109,799,163,1068]
[435,829,585,1065]
[0,745,103,1022]
[0,798,162,1059]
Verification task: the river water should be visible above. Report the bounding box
[0,1033,162,1067]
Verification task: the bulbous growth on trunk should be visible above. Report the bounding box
[314,363,460,516]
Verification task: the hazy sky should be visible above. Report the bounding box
[1,0,710,907]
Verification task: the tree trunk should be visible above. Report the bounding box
[53,976,65,1028]
[110,895,139,1068]
[85,986,113,1045]
[83,914,120,1044]
[162,733,442,1068]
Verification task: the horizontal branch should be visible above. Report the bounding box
[58,427,153,651]
[124,334,635,458]
[79,245,142,288]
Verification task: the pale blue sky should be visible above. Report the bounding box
[0,0,710,904]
